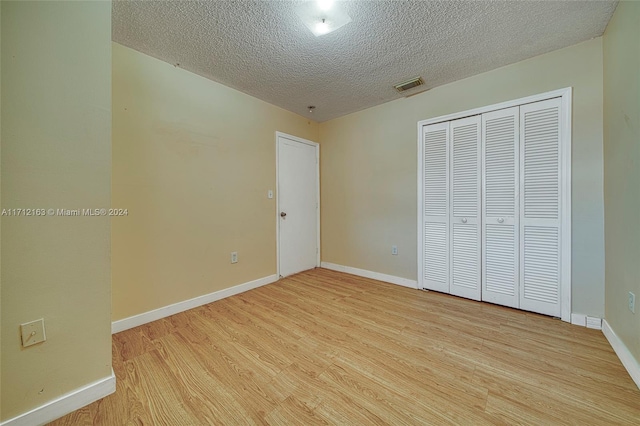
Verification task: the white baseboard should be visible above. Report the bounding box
[320,262,418,289]
[0,370,115,426]
[571,313,587,326]
[570,313,602,330]
[602,319,640,390]
[112,274,279,334]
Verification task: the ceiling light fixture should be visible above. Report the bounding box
[315,19,329,36]
[296,1,352,37]
[317,0,334,11]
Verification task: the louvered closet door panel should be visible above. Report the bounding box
[482,107,519,308]
[450,116,481,301]
[422,122,450,293]
[519,98,562,317]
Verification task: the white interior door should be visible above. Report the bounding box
[519,98,562,317]
[421,122,450,293]
[450,116,482,301]
[482,107,520,308]
[277,133,319,277]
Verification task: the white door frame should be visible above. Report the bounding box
[275,131,320,278]
[417,87,572,322]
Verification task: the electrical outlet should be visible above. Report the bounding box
[391,245,398,255]
[20,319,46,348]
[629,292,635,314]
[231,251,238,264]
[268,190,273,199]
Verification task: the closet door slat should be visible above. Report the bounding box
[519,98,562,317]
[482,107,519,308]
[422,122,450,293]
[450,116,482,301]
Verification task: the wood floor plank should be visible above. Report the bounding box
[49,268,640,425]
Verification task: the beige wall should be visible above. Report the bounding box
[320,38,605,317]
[0,2,3,419]
[603,2,640,361]
[112,43,318,321]
[1,1,112,422]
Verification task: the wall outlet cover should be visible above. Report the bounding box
[21,319,46,347]
[391,245,398,255]
[231,251,238,264]
[629,292,636,314]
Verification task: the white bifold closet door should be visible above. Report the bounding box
[421,97,564,318]
[481,107,520,308]
[449,116,481,301]
[422,122,450,293]
[519,98,563,317]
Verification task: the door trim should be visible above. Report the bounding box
[275,131,320,278]
[417,87,572,322]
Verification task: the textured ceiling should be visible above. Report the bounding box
[113,1,616,122]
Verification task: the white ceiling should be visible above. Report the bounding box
[112,1,617,122]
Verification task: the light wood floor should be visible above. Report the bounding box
[50,268,640,425]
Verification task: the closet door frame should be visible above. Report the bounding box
[417,87,572,322]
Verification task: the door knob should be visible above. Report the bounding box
[461,218,467,223]
[280,212,287,218]
[497,217,504,223]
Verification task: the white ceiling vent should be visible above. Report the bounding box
[394,77,424,93]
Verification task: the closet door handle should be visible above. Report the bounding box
[461,218,468,223]
[497,217,504,223]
